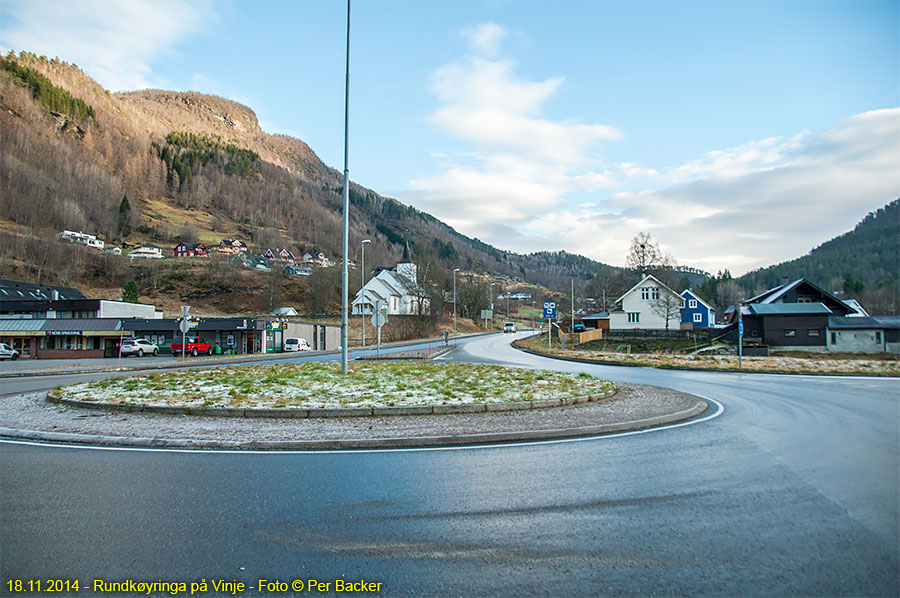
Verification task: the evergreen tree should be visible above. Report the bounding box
[122,280,139,303]
[117,194,131,237]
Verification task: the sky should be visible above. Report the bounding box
[1,0,897,276]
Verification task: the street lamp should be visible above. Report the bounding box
[489,282,495,330]
[340,0,351,375]
[453,268,460,336]
[360,239,370,347]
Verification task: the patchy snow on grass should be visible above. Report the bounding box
[57,362,614,409]
[520,339,899,375]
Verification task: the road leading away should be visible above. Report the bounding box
[2,333,898,596]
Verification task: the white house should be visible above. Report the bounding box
[128,245,164,260]
[57,230,104,250]
[608,274,683,330]
[351,259,428,316]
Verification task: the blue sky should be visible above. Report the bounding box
[1,0,897,275]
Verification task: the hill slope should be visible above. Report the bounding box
[0,51,610,306]
[738,200,899,294]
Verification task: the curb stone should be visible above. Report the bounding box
[45,389,618,418]
[0,398,708,450]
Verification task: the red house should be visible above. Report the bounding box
[174,242,210,258]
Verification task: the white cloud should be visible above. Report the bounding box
[408,22,623,244]
[0,0,215,91]
[461,22,507,58]
[528,108,900,274]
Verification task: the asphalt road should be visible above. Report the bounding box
[1,333,898,596]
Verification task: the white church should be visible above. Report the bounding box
[351,248,429,316]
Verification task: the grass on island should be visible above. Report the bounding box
[517,334,900,376]
[56,362,615,409]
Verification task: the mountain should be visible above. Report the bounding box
[0,51,616,312]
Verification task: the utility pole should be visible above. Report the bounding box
[340,0,351,374]
[571,278,575,332]
[453,268,460,336]
[360,238,369,347]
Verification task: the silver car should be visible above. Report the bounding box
[0,342,20,360]
[120,338,159,357]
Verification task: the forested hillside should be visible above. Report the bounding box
[0,51,615,310]
[735,200,899,314]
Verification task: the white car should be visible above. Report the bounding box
[503,322,516,333]
[283,337,312,352]
[0,342,20,360]
[120,338,159,357]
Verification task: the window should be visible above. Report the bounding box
[808,329,819,337]
[831,332,837,344]
[876,331,882,344]
[693,313,703,323]
[785,329,796,337]
[627,312,640,324]
[689,299,698,308]
[641,288,649,300]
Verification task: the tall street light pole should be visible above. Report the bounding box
[453,268,460,336]
[340,0,351,374]
[360,239,369,347]
[489,282,495,330]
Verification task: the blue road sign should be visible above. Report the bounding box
[738,321,744,337]
[542,302,556,319]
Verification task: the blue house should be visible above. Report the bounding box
[681,289,716,328]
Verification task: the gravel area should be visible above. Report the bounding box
[0,384,705,448]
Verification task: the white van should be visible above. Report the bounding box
[283,337,311,352]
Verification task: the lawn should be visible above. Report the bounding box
[56,362,614,409]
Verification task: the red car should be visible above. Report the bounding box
[171,336,214,356]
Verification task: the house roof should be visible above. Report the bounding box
[681,289,714,311]
[748,303,833,316]
[827,315,900,330]
[0,279,87,300]
[581,312,610,320]
[615,274,679,304]
[42,318,124,331]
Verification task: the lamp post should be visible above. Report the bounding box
[453,268,460,336]
[360,239,370,347]
[340,0,351,374]
[489,282,495,330]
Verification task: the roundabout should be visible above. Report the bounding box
[1,331,897,596]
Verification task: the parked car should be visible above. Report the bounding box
[503,322,516,334]
[283,337,312,352]
[572,323,586,333]
[171,336,214,356]
[0,342,20,360]
[120,338,159,357]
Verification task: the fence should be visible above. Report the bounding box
[600,328,714,342]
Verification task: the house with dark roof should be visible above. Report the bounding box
[721,278,869,351]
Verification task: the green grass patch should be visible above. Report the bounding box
[57,362,614,409]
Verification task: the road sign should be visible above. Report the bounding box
[480,309,493,320]
[178,318,191,334]
[181,305,190,318]
[542,302,556,319]
[371,309,387,329]
[738,321,744,338]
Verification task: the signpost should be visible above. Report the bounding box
[738,304,743,370]
[179,305,190,362]
[543,302,556,348]
[480,309,493,330]
[371,299,387,356]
